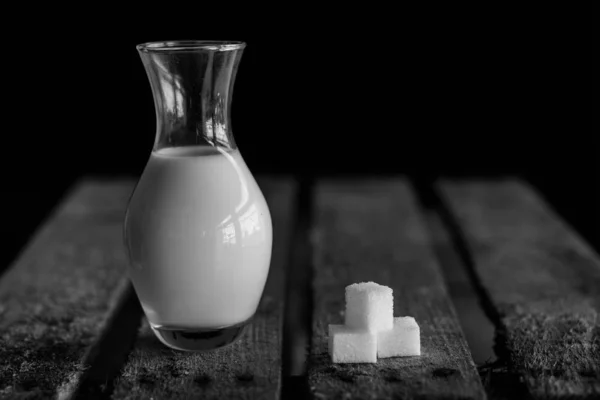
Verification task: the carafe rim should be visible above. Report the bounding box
[137,40,246,53]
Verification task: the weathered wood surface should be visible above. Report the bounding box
[112,177,297,400]
[308,179,485,400]
[440,180,600,399]
[0,180,134,399]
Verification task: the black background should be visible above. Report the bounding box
[1,7,597,269]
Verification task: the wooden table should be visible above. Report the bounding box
[0,176,598,400]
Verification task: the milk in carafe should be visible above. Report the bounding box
[124,146,272,343]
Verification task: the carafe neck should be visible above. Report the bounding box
[137,41,245,151]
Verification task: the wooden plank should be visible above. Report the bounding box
[112,177,297,400]
[439,179,600,399]
[0,180,134,399]
[308,179,485,400]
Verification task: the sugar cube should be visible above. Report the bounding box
[328,325,377,363]
[377,316,420,358]
[345,282,393,332]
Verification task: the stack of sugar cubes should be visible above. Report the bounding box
[328,282,420,363]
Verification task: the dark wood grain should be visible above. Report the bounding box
[111,177,297,400]
[0,180,134,399]
[439,180,600,399]
[308,179,485,400]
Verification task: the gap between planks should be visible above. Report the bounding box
[411,177,532,400]
[281,176,314,400]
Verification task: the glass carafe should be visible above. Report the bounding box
[124,41,272,352]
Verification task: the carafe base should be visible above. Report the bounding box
[150,317,252,352]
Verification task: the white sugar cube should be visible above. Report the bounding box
[377,316,420,358]
[345,282,393,332]
[328,325,377,363]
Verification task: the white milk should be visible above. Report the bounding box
[124,146,272,329]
